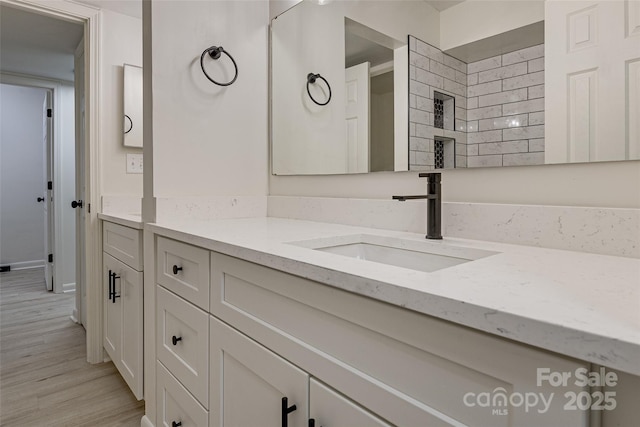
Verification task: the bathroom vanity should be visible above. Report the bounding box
[99,214,145,400]
[143,217,640,427]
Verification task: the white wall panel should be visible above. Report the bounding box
[627,0,640,37]
[568,5,598,52]
[568,70,597,162]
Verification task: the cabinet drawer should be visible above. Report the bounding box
[103,221,142,270]
[157,236,209,310]
[157,286,209,408]
[157,361,208,427]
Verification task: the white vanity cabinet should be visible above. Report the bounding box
[152,234,596,427]
[102,221,144,400]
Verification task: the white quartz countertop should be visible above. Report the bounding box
[147,217,640,376]
[98,212,143,229]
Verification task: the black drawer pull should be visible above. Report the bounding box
[172,335,182,346]
[111,273,121,303]
[172,265,183,275]
[282,397,297,427]
[108,270,113,299]
[172,422,182,427]
[309,419,322,427]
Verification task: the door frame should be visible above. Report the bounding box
[1,0,104,364]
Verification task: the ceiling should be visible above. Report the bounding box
[0,4,84,82]
[0,0,456,83]
[78,0,141,19]
[0,0,141,83]
[425,1,464,12]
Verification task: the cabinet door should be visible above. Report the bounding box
[309,378,392,427]
[103,253,122,363]
[103,252,143,400]
[210,316,308,427]
[120,260,143,399]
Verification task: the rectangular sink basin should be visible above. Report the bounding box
[289,234,498,273]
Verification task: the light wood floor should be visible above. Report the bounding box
[0,268,144,426]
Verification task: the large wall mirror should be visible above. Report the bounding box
[271,0,640,175]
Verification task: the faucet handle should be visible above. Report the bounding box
[418,172,441,182]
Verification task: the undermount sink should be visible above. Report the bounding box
[289,234,498,273]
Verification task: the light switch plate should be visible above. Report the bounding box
[126,153,143,174]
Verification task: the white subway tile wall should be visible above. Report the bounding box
[408,36,545,170]
[466,44,545,167]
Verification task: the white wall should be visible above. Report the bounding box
[439,0,545,51]
[100,9,143,198]
[149,1,269,198]
[0,84,46,268]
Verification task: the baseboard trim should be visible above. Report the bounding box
[70,308,79,324]
[62,282,76,293]
[140,415,154,427]
[8,260,45,271]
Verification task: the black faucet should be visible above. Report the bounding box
[392,172,442,240]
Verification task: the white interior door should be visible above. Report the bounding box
[345,62,371,173]
[75,41,87,326]
[43,91,54,291]
[545,0,640,163]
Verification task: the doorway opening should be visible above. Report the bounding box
[0,2,86,326]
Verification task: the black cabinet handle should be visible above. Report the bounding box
[171,422,182,427]
[172,265,183,275]
[111,273,121,303]
[172,335,182,346]
[309,419,322,427]
[108,270,113,299]
[282,397,297,427]
[71,200,83,208]
[37,197,45,202]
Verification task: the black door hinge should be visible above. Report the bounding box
[48,181,53,190]
[47,108,52,118]
[48,254,53,263]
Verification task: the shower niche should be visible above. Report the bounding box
[434,91,456,169]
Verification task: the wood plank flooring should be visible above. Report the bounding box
[0,268,144,426]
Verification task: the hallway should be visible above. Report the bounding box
[0,268,144,426]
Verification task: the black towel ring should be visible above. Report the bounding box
[306,73,332,106]
[124,115,133,134]
[200,46,238,87]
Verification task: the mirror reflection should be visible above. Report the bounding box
[123,64,143,148]
[271,0,640,175]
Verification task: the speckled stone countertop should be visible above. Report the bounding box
[98,212,143,229]
[146,217,640,376]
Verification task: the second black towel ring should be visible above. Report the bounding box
[124,115,133,134]
[306,73,332,106]
[200,46,238,87]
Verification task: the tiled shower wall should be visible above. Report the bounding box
[409,36,468,170]
[408,36,545,169]
[466,44,545,167]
